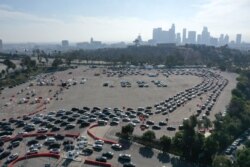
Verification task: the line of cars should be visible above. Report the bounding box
[225,128,250,156]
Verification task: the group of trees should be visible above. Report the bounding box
[50,44,250,71]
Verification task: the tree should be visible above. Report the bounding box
[3,59,16,72]
[142,130,156,142]
[65,57,73,66]
[52,58,63,68]
[244,139,250,148]
[212,155,232,167]
[121,124,134,137]
[159,135,171,152]
[237,148,250,167]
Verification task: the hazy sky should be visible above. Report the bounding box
[0,0,249,43]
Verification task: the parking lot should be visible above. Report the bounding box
[0,66,237,167]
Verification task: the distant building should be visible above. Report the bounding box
[210,37,218,46]
[187,31,196,44]
[176,33,181,44]
[152,24,176,44]
[0,39,2,50]
[201,27,210,45]
[224,34,229,44]
[182,28,186,44]
[219,34,224,46]
[236,34,242,45]
[61,40,69,47]
[197,34,201,44]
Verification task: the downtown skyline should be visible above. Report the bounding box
[0,0,250,43]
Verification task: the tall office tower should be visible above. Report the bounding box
[187,31,196,44]
[169,24,176,43]
[224,34,229,44]
[182,28,186,44]
[153,28,163,43]
[176,33,181,44]
[219,34,224,46]
[236,34,242,45]
[61,40,69,47]
[0,39,2,50]
[197,34,201,44]
[201,26,210,45]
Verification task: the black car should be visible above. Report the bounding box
[0,151,11,159]
[82,148,93,155]
[60,122,69,127]
[96,156,107,162]
[51,126,60,132]
[67,117,76,122]
[167,126,176,131]
[152,125,161,130]
[63,140,73,145]
[8,141,20,149]
[36,134,47,140]
[54,134,64,140]
[80,122,90,128]
[27,139,39,146]
[54,120,62,124]
[123,162,136,167]
[102,152,114,159]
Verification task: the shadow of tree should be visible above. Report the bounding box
[170,157,203,167]
[157,152,170,163]
[118,138,132,150]
[61,159,73,167]
[139,146,154,158]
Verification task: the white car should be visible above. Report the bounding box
[45,137,56,143]
[77,141,88,149]
[119,154,131,161]
[37,128,48,133]
[78,135,88,142]
[111,143,122,150]
[7,153,19,162]
[92,144,103,150]
[67,150,79,160]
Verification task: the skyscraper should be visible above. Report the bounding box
[197,34,201,44]
[219,34,224,46]
[236,34,242,44]
[176,33,181,44]
[153,28,162,43]
[182,28,186,44]
[169,24,176,43]
[224,34,229,44]
[0,39,2,50]
[201,27,210,45]
[62,40,69,47]
[187,31,196,44]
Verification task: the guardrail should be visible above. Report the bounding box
[7,153,60,167]
[87,124,118,144]
[84,159,112,167]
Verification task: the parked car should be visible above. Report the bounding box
[6,153,18,163]
[111,143,122,150]
[119,154,131,161]
[102,151,114,159]
[50,148,60,154]
[96,156,107,162]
